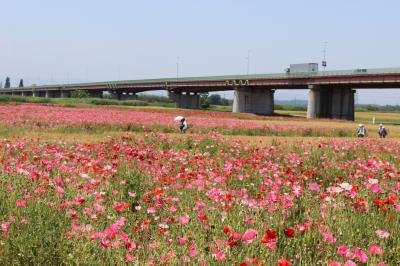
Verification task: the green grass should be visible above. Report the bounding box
[0,95,176,108]
[206,105,233,112]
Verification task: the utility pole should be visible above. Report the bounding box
[246,50,251,75]
[322,41,328,71]
[355,90,359,105]
[176,56,180,80]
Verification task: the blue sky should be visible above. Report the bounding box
[1,0,400,104]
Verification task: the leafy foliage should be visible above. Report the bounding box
[70,90,90,98]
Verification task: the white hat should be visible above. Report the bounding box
[358,124,363,127]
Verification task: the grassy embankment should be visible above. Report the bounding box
[0,95,175,108]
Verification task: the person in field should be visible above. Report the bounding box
[378,124,388,138]
[357,124,366,138]
[179,118,188,133]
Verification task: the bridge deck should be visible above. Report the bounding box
[2,67,400,92]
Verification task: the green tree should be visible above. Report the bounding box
[365,104,378,111]
[19,79,24,87]
[5,77,10,88]
[199,92,209,108]
[208,94,222,105]
[70,90,90,98]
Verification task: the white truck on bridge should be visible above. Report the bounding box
[286,63,318,73]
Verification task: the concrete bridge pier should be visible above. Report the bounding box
[45,91,59,98]
[53,91,61,98]
[232,87,274,115]
[34,91,47,97]
[307,86,355,120]
[107,90,122,100]
[168,91,200,109]
[60,91,70,98]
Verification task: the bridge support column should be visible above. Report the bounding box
[60,91,70,98]
[307,86,355,120]
[232,87,274,115]
[32,91,38,97]
[306,86,320,119]
[169,92,200,109]
[107,91,121,100]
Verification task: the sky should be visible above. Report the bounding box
[1,0,400,105]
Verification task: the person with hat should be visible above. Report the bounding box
[179,118,188,133]
[378,124,388,138]
[174,116,188,133]
[357,124,366,138]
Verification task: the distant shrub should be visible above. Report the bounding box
[70,90,90,98]
[275,104,307,111]
[120,100,149,106]
[89,98,149,107]
[89,99,117,105]
[0,95,51,103]
[136,94,173,103]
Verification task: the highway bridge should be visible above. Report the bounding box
[2,67,400,121]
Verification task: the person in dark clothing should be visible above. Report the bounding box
[179,118,188,133]
[378,124,388,138]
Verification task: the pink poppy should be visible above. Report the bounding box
[242,229,258,244]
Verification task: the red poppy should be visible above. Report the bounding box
[374,198,384,206]
[389,192,398,201]
[266,229,278,239]
[277,258,291,266]
[384,198,394,205]
[284,228,295,238]
[226,236,239,246]
[223,226,231,234]
[225,194,233,202]
[261,229,278,243]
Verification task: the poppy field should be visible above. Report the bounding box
[0,104,360,138]
[0,103,399,265]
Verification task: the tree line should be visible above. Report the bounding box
[1,77,24,88]
[136,93,233,108]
